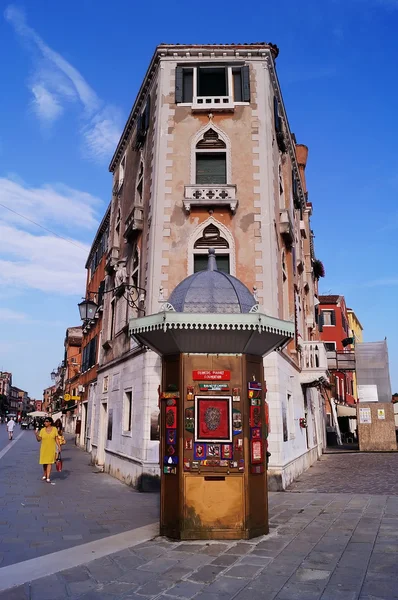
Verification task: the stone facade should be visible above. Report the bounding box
[89,43,328,490]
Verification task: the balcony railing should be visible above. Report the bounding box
[327,350,356,371]
[192,96,234,112]
[300,341,329,384]
[279,209,294,246]
[184,185,238,214]
[124,205,144,240]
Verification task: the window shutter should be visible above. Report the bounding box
[175,66,183,103]
[97,280,105,307]
[134,114,143,149]
[241,65,250,102]
[318,310,324,332]
[331,311,336,326]
[196,154,227,184]
[274,97,280,132]
[144,96,151,131]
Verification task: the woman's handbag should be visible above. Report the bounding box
[55,453,63,472]
[58,434,66,446]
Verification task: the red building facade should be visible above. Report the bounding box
[319,295,356,405]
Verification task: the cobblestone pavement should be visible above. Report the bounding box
[0,426,158,567]
[3,491,398,600]
[287,452,398,494]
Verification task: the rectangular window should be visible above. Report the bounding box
[176,65,250,104]
[123,391,133,433]
[198,67,227,96]
[322,310,336,326]
[287,393,295,439]
[194,254,230,274]
[103,376,108,394]
[196,153,227,184]
[324,342,336,352]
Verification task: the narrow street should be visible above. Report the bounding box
[2,436,398,599]
[0,424,158,568]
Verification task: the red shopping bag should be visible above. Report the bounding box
[56,453,63,472]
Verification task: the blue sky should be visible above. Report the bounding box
[1,0,397,398]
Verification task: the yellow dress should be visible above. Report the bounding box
[39,427,58,464]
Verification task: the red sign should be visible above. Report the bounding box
[192,370,230,381]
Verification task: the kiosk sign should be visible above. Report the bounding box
[193,370,230,381]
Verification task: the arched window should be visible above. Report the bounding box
[195,129,227,185]
[135,161,144,205]
[193,224,230,273]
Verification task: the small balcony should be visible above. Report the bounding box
[327,351,356,371]
[300,341,329,385]
[279,209,294,246]
[124,206,144,241]
[192,96,234,112]
[184,185,238,214]
[105,246,119,273]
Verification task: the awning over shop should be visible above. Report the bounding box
[337,404,357,418]
[129,311,295,357]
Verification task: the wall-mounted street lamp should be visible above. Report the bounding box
[77,283,146,322]
[78,298,98,322]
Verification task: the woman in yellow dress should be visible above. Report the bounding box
[35,417,61,483]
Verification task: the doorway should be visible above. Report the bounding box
[97,402,107,466]
[81,402,88,448]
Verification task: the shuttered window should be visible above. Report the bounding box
[175,65,250,103]
[196,153,227,184]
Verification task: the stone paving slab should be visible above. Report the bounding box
[0,427,158,567]
[2,490,398,599]
[287,452,398,494]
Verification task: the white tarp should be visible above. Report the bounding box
[337,404,357,418]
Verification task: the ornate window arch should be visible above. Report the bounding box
[187,216,236,275]
[190,122,232,185]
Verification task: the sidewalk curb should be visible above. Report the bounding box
[0,521,159,592]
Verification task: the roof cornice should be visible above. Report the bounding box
[85,203,111,269]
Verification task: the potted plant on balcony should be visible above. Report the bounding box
[313,259,325,280]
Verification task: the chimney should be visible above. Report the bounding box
[295,144,308,194]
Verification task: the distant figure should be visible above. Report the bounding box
[54,419,66,447]
[7,417,15,440]
[35,417,61,483]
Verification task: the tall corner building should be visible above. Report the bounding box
[89,43,328,491]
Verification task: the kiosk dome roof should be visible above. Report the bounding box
[168,249,257,314]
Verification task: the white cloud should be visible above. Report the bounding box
[0,224,89,295]
[0,177,100,232]
[31,84,63,123]
[5,5,121,161]
[0,177,100,295]
[0,308,27,321]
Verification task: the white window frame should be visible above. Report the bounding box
[119,154,126,187]
[178,66,250,107]
[190,123,231,185]
[135,161,144,206]
[287,393,295,440]
[122,389,133,436]
[324,342,336,352]
[102,376,109,394]
[322,310,334,327]
[187,216,236,276]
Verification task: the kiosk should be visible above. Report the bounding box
[130,250,294,539]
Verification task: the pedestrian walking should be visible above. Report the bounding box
[6,417,15,440]
[34,417,61,483]
[54,419,66,447]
